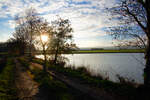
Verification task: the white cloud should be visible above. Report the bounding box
[0,32,12,42]
[75,38,113,48]
[0,0,117,47]
[8,20,16,28]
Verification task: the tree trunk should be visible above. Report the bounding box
[54,46,58,65]
[29,22,33,61]
[29,41,32,61]
[144,1,150,87]
[43,45,47,73]
[43,53,47,72]
[144,40,150,87]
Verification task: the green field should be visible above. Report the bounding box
[0,49,145,55]
[73,49,145,53]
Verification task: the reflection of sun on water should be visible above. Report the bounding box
[41,35,48,43]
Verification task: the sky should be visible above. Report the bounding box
[0,0,118,48]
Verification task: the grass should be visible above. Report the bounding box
[31,68,95,100]
[30,66,93,100]
[31,69,68,93]
[32,58,137,98]
[73,49,145,53]
[17,57,30,70]
[27,57,150,99]
[0,52,8,55]
[0,58,17,99]
[19,57,93,100]
[49,64,137,97]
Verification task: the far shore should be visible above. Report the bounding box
[0,49,145,55]
[72,49,145,54]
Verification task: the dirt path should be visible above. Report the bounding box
[15,59,39,100]
[30,63,119,100]
[49,71,115,100]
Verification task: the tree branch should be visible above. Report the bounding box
[125,5,147,32]
[132,34,147,49]
[137,0,146,8]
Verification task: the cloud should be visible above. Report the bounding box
[0,0,117,47]
[75,38,113,48]
[7,20,16,28]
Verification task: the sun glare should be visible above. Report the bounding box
[41,35,48,43]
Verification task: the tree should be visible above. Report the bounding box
[11,8,39,57]
[7,38,26,55]
[107,0,150,86]
[12,19,28,55]
[15,8,40,60]
[34,19,52,72]
[50,17,76,64]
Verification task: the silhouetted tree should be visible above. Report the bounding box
[14,8,40,60]
[35,19,52,72]
[7,38,26,55]
[50,17,76,64]
[107,0,150,86]
[12,23,28,55]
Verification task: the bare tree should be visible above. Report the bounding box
[107,0,150,86]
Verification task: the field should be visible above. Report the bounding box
[0,49,145,55]
[73,49,145,53]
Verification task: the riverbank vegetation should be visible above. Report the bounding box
[0,55,149,100]
[0,58,17,99]
[31,57,149,100]
[18,57,97,100]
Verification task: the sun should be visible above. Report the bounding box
[41,35,48,43]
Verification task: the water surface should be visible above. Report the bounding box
[36,53,145,83]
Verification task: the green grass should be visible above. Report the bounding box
[49,65,137,97]
[73,49,145,53]
[32,58,44,65]
[32,58,137,98]
[30,68,78,100]
[0,58,17,99]
[18,57,29,68]
[19,57,75,100]
[0,52,8,55]
[27,58,94,100]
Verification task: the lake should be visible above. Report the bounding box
[36,53,145,84]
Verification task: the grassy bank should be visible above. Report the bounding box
[18,57,150,100]
[73,49,145,53]
[0,58,17,99]
[32,58,140,99]
[19,57,94,100]
[49,65,137,98]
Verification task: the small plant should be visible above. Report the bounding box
[116,74,138,87]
